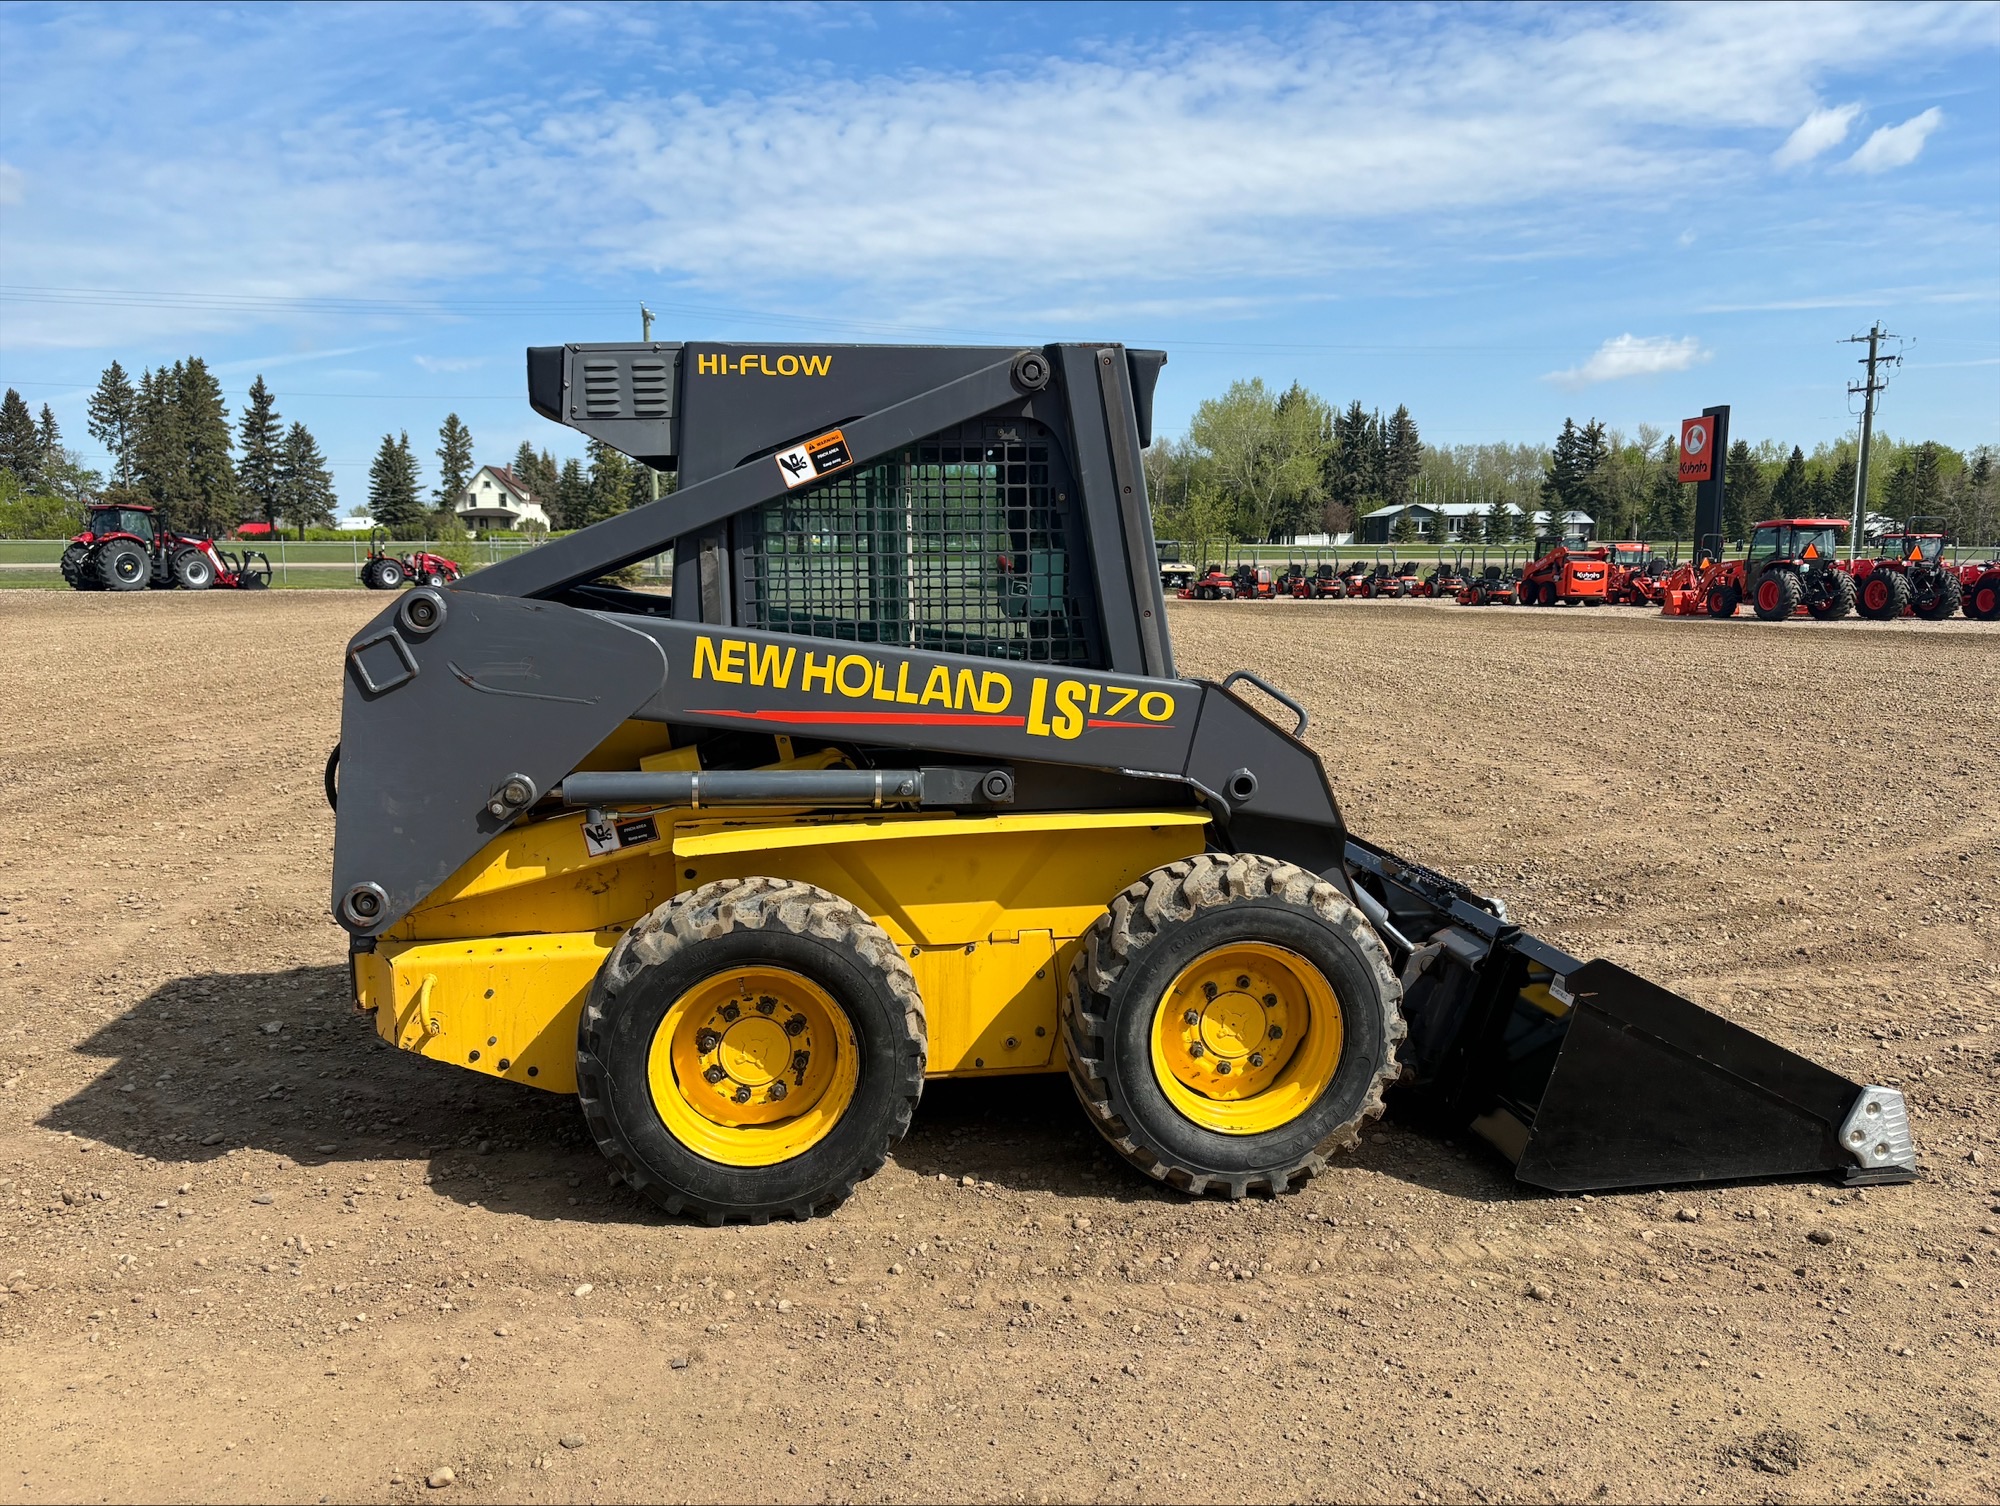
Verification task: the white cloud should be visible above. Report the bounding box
[0,4,1991,348]
[415,355,486,373]
[1546,335,1710,388]
[1846,108,1943,173]
[0,161,22,207]
[1774,102,1862,166]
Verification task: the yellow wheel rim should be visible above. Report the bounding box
[646,966,858,1167]
[1149,942,1343,1135]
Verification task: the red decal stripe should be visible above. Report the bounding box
[690,708,1029,727]
[1086,719,1160,728]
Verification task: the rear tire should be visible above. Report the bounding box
[1753,570,1801,622]
[1857,570,1908,621]
[577,878,925,1225]
[1062,854,1403,1200]
[1913,570,1961,621]
[173,550,215,591]
[1808,570,1856,621]
[97,540,150,591]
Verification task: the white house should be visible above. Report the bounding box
[1360,502,1594,544]
[456,466,549,531]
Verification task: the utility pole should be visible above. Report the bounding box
[640,304,660,505]
[1841,323,1900,560]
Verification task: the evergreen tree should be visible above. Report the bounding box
[132,366,193,524]
[1382,404,1422,508]
[35,404,61,464]
[176,357,237,535]
[1485,498,1510,549]
[511,441,560,509]
[553,457,588,530]
[1721,439,1765,546]
[275,422,337,537]
[583,440,637,526]
[87,361,139,484]
[436,413,474,507]
[1646,438,1691,544]
[1826,455,1859,525]
[236,375,283,529]
[1769,445,1809,518]
[1883,441,1945,521]
[1389,508,1418,546]
[367,431,426,535]
[0,388,37,487]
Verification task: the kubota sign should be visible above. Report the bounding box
[1679,416,1716,482]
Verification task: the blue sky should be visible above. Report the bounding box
[2,1,1995,512]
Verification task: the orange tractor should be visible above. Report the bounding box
[1518,543,1611,607]
[1700,518,1856,621]
[1848,519,1964,621]
[1603,542,1671,606]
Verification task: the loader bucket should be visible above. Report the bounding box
[1348,839,1918,1192]
[1506,961,1914,1190]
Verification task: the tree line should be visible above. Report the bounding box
[0,364,338,540]
[1140,376,1997,559]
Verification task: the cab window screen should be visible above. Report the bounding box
[744,419,1091,664]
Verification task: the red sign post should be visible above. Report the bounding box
[1678,415,1715,482]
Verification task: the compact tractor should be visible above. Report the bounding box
[1518,543,1612,607]
[360,528,463,591]
[1702,518,1856,621]
[59,503,271,592]
[327,339,1916,1225]
[1604,542,1669,606]
[1849,519,1963,622]
[1961,557,2000,621]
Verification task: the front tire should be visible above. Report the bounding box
[577,878,925,1225]
[1062,854,1404,1200]
[1808,570,1856,621]
[1706,585,1739,619]
[173,550,216,590]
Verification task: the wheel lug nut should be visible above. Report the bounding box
[733,1086,751,1104]
[1188,1042,1205,1058]
[785,1014,807,1036]
[767,1081,788,1101]
[1262,993,1277,1007]
[695,1030,720,1053]
[703,1065,726,1084]
[757,996,778,1015]
[720,1002,741,1022]
[1202,982,1218,1001]
[1249,1052,1265,1068]
[1236,975,1250,989]
[1268,1025,1283,1040]
[1183,1009,1200,1025]
[1216,1061,1232,1075]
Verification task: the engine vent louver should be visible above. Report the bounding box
[582,358,621,417]
[629,358,671,417]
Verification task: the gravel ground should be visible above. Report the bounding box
[1,590,1995,1504]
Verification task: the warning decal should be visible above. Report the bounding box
[582,813,660,858]
[775,429,856,490]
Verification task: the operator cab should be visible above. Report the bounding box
[1747,519,1844,568]
[1877,532,1945,564]
[1607,543,1650,567]
[87,505,156,542]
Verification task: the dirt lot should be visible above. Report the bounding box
[1,590,1996,1505]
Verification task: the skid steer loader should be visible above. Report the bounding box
[328,340,1918,1224]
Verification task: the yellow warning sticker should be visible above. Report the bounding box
[776,429,854,490]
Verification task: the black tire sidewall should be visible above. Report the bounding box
[1099,900,1390,1178]
[587,925,915,1215]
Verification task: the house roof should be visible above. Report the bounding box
[1360,502,1595,522]
[473,464,532,502]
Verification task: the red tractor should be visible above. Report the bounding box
[1847,519,1963,622]
[59,503,271,592]
[1178,563,1236,600]
[360,528,463,591]
[1518,543,1612,607]
[1959,557,2000,621]
[1702,518,1855,622]
[1603,541,1670,605]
